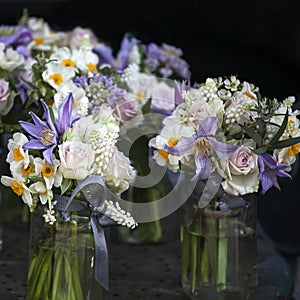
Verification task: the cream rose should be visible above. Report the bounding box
[222,145,260,195]
[58,141,95,180]
[103,146,135,194]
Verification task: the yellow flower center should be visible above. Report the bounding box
[21,163,33,176]
[34,37,44,45]
[158,149,169,162]
[288,144,300,157]
[42,164,54,177]
[88,62,98,73]
[49,73,63,85]
[61,59,75,68]
[287,119,296,135]
[243,91,255,99]
[73,99,77,108]
[11,181,24,196]
[167,137,179,147]
[136,90,144,100]
[13,147,24,161]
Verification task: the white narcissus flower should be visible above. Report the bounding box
[103,146,136,195]
[221,145,260,195]
[53,81,89,116]
[1,174,33,207]
[49,47,77,70]
[123,66,157,106]
[72,47,99,74]
[58,141,95,180]
[6,133,30,172]
[34,157,62,190]
[0,48,25,71]
[149,122,194,172]
[42,62,75,90]
[29,181,52,205]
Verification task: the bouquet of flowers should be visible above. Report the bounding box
[149,75,300,296]
[1,92,137,299]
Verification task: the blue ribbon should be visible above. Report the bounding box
[54,175,115,291]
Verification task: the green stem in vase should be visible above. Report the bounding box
[51,249,64,300]
[217,217,227,291]
[181,227,190,283]
[199,236,209,284]
[190,234,198,294]
[206,217,218,285]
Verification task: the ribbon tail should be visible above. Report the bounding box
[91,215,109,291]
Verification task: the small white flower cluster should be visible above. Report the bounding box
[43,201,57,225]
[224,103,252,128]
[105,200,138,229]
[199,78,219,103]
[90,127,119,176]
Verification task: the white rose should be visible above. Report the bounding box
[58,141,95,180]
[221,145,260,195]
[0,48,25,71]
[103,146,135,194]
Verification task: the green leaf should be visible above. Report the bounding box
[270,137,300,149]
[269,109,289,145]
[244,127,262,145]
[256,118,266,138]
[253,145,268,154]
[61,178,72,195]
[142,97,152,114]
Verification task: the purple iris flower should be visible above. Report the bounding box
[258,152,291,194]
[0,26,32,48]
[93,33,139,70]
[166,117,238,180]
[19,93,82,165]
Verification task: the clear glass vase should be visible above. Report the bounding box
[27,204,104,300]
[112,185,180,244]
[181,193,258,300]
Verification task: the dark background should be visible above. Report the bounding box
[1,0,300,264]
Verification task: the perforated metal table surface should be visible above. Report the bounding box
[0,222,296,300]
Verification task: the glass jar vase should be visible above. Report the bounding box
[181,192,258,300]
[27,204,104,300]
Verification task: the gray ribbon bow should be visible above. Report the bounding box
[54,175,115,291]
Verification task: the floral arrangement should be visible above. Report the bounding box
[149,75,300,295]
[150,75,300,198]
[0,91,137,225]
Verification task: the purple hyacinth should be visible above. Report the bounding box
[75,73,127,114]
[166,117,238,180]
[258,152,292,194]
[142,42,191,80]
[19,93,82,165]
[0,26,32,48]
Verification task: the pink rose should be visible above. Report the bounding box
[0,79,10,114]
[58,141,95,180]
[68,27,98,49]
[222,145,260,195]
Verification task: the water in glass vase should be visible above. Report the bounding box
[181,196,258,300]
[27,207,104,300]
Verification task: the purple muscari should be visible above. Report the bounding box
[93,33,139,70]
[19,93,81,165]
[258,152,291,194]
[0,26,32,48]
[166,117,238,180]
